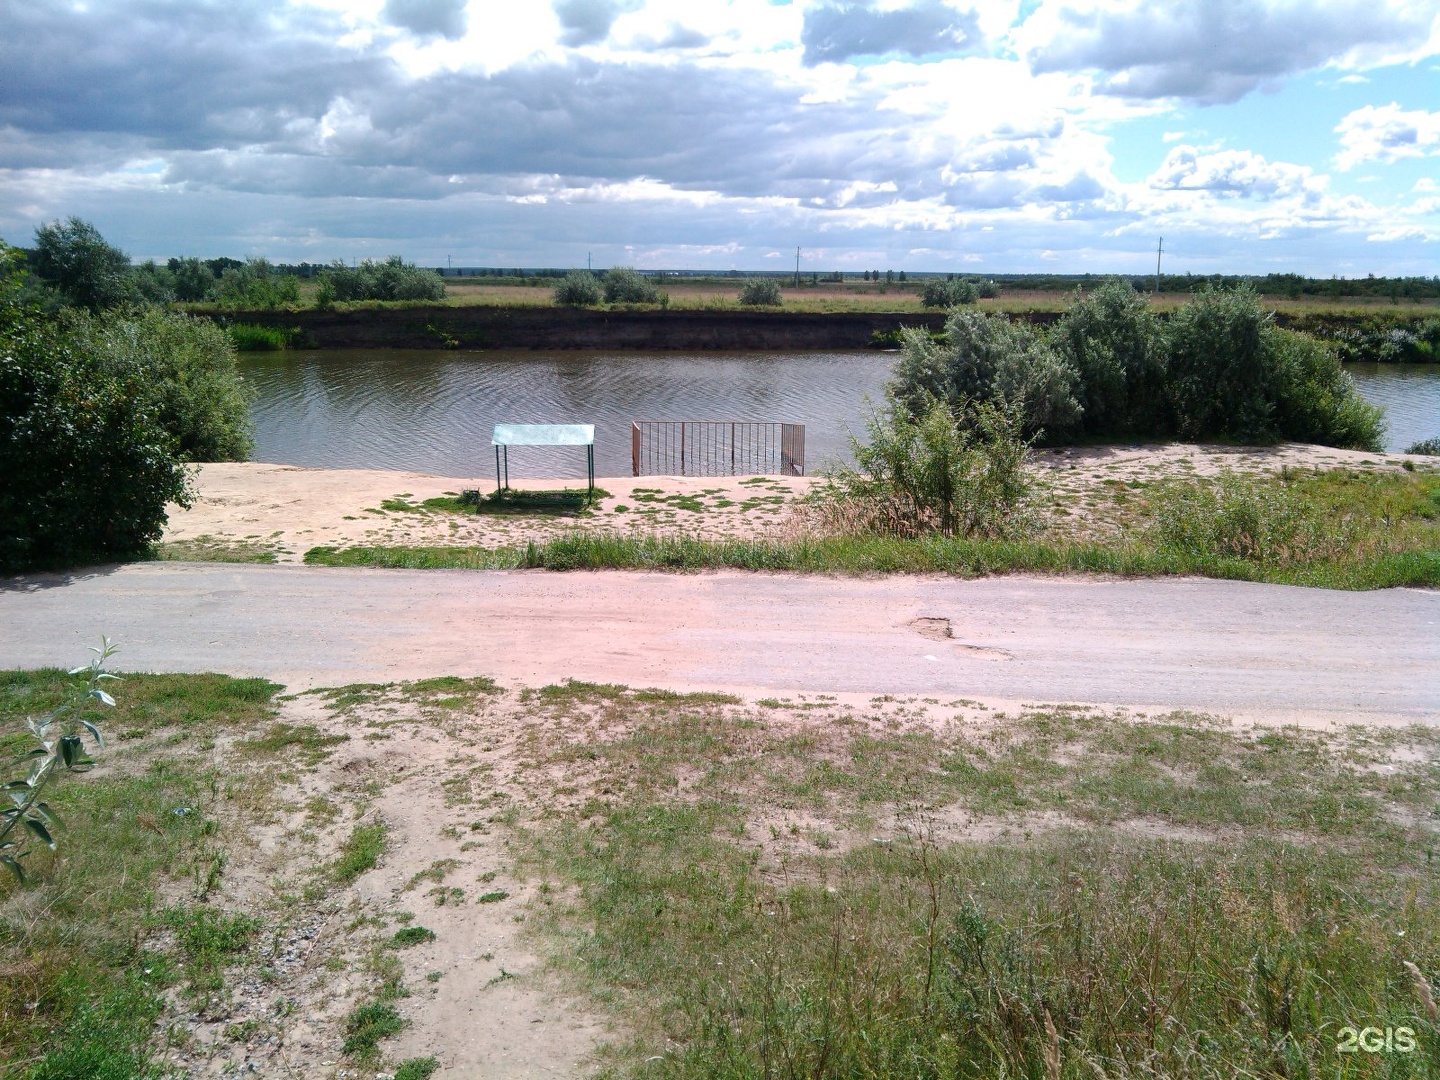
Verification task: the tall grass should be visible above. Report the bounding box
[304,468,1440,589]
[226,322,293,351]
[512,692,1440,1080]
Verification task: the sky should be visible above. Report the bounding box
[1,0,1438,275]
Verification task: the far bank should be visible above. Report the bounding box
[206,301,1439,359]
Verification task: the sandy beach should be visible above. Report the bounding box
[162,442,1436,563]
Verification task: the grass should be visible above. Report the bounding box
[226,322,298,351]
[237,721,349,764]
[342,1000,405,1055]
[6,661,1439,1076]
[394,1057,440,1080]
[424,486,609,517]
[161,904,261,1000]
[0,669,281,1078]
[250,278,1440,317]
[389,926,437,948]
[504,685,1440,1079]
[333,822,388,884]
[303,468,1440,589]
[153,534,285,563]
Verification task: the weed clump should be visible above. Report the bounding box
[389,926,437,949]
[394,1058,440,1080]
[342,1001,404,1055]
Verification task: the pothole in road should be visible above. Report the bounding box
[911,616,1013,661]
[911,616,953,640]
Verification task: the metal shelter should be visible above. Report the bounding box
[491,423,596,495]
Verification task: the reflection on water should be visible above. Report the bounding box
[240,350,1440,476]
[241,349,894,477]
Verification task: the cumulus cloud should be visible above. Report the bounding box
[0,0,1435,271]
[553,0,639,46]
[1148,145,1322,198]
[1334,103,1440,170]
[1021,0,1438,104]
[802,1,983,66]
[382,0,468,40]
[0,0,386,151]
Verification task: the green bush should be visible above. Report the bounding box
[920,277,977,308]
[552,270,601,307]
[603,267,666,305]
[890,282,1385,450]
[66,307,253,462]
[214,259,300,310]
[1164,284,1278,440]
[321,256,445,303]
[889,309,1081,437]
[1406,437,1440,455]
[823,396,1036,538]
[737,278,782,306]
[1050,280,1167,436]
[1268,327,1385,450]
[0,247,192,571]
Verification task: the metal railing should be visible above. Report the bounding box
[631,421,805,477]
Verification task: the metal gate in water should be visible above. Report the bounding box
[630,421,805,477]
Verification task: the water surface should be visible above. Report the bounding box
[240,350,1440,477]
[242,349,893,477]
[1341,362,1440,452]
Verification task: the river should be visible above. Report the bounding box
[240,350,1440,477]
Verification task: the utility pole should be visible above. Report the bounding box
[587,252,591,272]
[794,246,801,288]
[1155,236,1164,296]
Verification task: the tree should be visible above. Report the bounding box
[0,241,192,571]
[30,218,133,312]
[169,257,218,302]
[319,256,445,303]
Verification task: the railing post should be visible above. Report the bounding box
[631,422,640,477]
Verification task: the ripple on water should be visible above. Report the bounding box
[240,351,1440,475]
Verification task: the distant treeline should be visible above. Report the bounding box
[989,272,1440,301]
[425,267,1440,301]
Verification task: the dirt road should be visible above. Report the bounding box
[3,563,1435,723]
